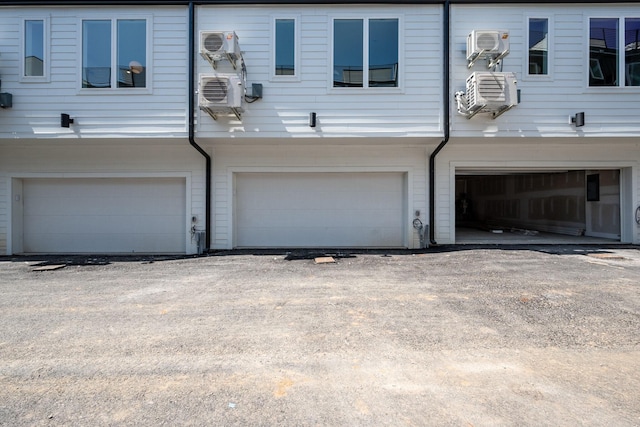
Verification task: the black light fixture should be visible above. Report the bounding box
[571,112,585,127]
[61,113,74,128]
[0,79,12,109]
[309,112,317,128]
[0,92,12,109]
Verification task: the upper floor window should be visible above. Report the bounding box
[275,18,296,76]
[21,18,49,81]
[589,17,640,87]
[333,18,399,88]
[82,19,147,89]
[528,18,548,75]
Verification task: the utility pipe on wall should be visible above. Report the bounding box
[188,1,212,251]
[429,0,450,245]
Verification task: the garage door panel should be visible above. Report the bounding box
[22,178,186,254]
[235,172,405,248]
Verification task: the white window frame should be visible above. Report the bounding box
[271,15,300,82]
[329,14,403,93]
[586,14,640,91]
[20,16,50,83]
[77,15,152,94]
[524,15,553,81]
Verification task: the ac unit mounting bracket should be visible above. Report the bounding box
[206,54,238,70]
[467,49,509,70]
[201,105,242,121]
[491,104,516,120]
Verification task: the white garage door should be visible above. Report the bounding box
[235,172,405,247]
[22,178,186,253]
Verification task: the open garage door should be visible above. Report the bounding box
[19,178,186,254]
[234,172,406,248]
[455,170,621,243]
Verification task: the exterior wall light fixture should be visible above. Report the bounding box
[61,113,74,128]
[571,112,585,127]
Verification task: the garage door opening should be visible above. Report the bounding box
[455,170,621,244]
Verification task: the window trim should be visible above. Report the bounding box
[20,16,50,83]
[271,15,300,82]
[329,14,403,93]
[77,15,152,94]
[586,14,640,91]
[524,15,553,81]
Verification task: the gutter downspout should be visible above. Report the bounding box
[188,1,212,251]
[429,0,450,245]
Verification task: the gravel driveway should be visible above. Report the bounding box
[1,245,639,426]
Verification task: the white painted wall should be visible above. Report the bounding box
[196,4,443,139]
[450,4,640,138]
[0,6,189,140]
[0,141,206,254]
[211,143,428,249]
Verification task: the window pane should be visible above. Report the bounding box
[590,18,618,86]
[334,19,363,87]
[83,20,111,88]
[528,18,548,75]
[24,20,44,77]
[117,20,146,88]
[275,19,295,76]
[625,18,640,86]
[369,19,398,87]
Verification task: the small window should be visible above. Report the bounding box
[21,18,49,81]
[589,18,618,86]
[333,17,399,88]
[117,20,147,88]
[275,18,295,76]
[334,19,364,87]
[528,18,548,75]
[82,18,147,89]
[369,19,399,87]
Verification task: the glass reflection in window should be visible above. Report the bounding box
[275,19,295,76]
[24,20,44,77]
[589,18,618,86]
[117,20,146,88]
[528,18,548,75]
[625,18,640,86]
[369,19,398,87]
[82,20,112,88]
[334,19,363,87]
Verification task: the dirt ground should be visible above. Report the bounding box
[1,245,639,426]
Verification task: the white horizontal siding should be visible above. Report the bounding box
[196,4,443,139]
[0,6,189,140]
[451,4,640,138]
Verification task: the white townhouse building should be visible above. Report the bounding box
[0,0,638,255]
[442,0,640,246]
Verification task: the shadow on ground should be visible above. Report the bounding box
[2,244,637,266]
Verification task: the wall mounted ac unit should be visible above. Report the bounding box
[466,30,510,68]
[198,74,245,120]
[467,71,517,110]
[457,71,517,119]
[200,31,241,68]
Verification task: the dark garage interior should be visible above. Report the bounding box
[455,169,621,243]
